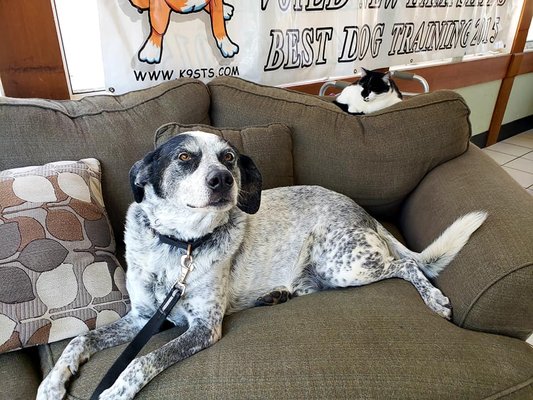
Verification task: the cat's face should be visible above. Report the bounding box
[357,69,392,102]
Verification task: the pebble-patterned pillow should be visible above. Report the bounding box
[0,159,130,353]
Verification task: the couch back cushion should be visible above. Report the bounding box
[0,79,210,244]
[208,77,471,218]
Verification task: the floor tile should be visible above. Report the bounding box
[505,157,533,174]
[504,134,533,149]
[502,167,533,188]
[522,151,533,161]
[511,129,533,138]
[482,149,516,165]
[487,142,531,157]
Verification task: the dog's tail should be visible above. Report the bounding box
[378,211,487,278]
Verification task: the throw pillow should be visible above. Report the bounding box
[0,159,130,353]
[154,123,294,190]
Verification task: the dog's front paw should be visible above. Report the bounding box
[217,37,239,58]
[99,385,135,400]
[99,358,145,400]
[138,38,162,64]
[98,379,134,400]
[37,363,71,400]
[37,336,91,399]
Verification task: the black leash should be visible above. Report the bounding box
[91,230,212,399]
[90,285,183,400]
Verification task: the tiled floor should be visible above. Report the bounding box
[482,130,533,195]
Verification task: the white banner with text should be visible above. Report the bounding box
[97,0,522,94]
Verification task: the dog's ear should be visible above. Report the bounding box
[237,154,262,214]
[129,152,154,203]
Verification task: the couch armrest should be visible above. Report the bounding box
[400,145,533,340]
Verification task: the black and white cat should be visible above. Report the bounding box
[334,68,403,115]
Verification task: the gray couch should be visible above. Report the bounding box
[1,77,532,399]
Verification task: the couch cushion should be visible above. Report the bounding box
[208,77,471,218]
[0,79,210,245]
[41,280,533,399]
[0,348,42,400]
[154,123,294,190]
[0,159,129,353]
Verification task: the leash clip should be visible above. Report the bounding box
[175,244,194,294]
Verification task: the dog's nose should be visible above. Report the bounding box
[206,170,234,192]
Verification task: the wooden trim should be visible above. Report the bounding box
[511,2,533,53]
[390,56,510,93]
[486,76,515,145]
[0,0,69,99]
[517,51,533,75]
[288,81,338,95]
[287,55,511,95]
[486,0,533,146]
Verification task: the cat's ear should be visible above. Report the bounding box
[383,71,391,83]
[360,67,369,77]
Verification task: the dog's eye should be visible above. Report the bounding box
[223,152,235,163]
[178,152,191,161]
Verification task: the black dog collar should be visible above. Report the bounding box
[154,229,214,252]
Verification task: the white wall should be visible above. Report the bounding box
[453,73,533,138]
[454,81,501,136]
[503,72,533,124]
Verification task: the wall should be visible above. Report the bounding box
[454,81,501,137]
[503,72,533,124]
[454,72,533,138]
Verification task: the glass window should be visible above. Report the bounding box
[53,0,105,94]
[526,21,533,51]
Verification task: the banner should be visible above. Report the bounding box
[97,0,522,94]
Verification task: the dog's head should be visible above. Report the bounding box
[129,131,262,214]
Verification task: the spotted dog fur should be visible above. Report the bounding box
[37,131,487,399]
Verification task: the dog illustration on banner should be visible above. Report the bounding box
[129,0,239,64]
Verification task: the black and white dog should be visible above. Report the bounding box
[38,131,487,399]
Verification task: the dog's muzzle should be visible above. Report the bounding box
[206,169,234,193]
[202,169,235,207]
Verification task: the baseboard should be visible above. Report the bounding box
[471,114,533,148]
